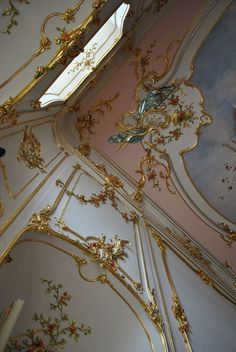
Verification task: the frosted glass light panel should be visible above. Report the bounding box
[40,3,130,107]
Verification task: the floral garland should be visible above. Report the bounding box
[56,178,139,224]
[6,279,91,351]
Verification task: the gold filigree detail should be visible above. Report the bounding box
[56,176,138,224]
[92,162,124,189]
[166,227,211,268]
[74,93,119,145]
[218,222,236,247]
[77,142,91,156]
[197,270,213,287]
[0,0,30,35]
[144,289,162,325]
[30,100,41,109]
[87,235,130,269]
[17,125,45,172]
[28,206,51,230]
[109,38,199,196]
[0,0,106,102]
[171,296,189,338]
[0,101,18,125]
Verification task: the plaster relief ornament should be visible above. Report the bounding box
[17,125,45,172]
[6,278,91,351]
[0,101,18,125]
[108,40,211,196]
[87,235,130,269]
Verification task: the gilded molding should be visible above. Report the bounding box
[0,150,61,200]
[144,289,162,325]
[196,270,213,287]
[166,227,211,268]
[55,172,139,224]
[17,125,45,172]
[171,296,189,338]
[218,222,236,247]
[28,206,51,231]
[151,230,192,351]
[0,154,67,237]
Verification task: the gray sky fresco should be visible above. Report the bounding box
[184,2,236,222]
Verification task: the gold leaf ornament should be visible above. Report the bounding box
[17,125,45,172]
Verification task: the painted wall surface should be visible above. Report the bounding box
[185,1,236,223]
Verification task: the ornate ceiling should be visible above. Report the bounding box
[57,0,236,268]
[0,1,236,350]
[0,0,235,272]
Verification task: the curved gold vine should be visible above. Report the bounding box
[0,0,86,91]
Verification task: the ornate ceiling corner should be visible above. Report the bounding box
[0,0,108,107]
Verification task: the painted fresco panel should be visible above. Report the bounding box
[184,2,236,222]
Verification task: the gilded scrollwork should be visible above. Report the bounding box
[28,206,51,231]
[108,79,208,194]
[17,125,45,172]
[166,227,211,268]
[171,296,189,338]
[86,235,130,269]
[108,39,211,201]
[0,0,105,100]
[144,289,162,325]
[196,270,213,287]
[73,93,119,153]
[218,222,236,247]
[0,101,18,125]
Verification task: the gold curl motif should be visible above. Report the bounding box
[0,0,86,91]
[108,37,203,201]
[0,0,107,122]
